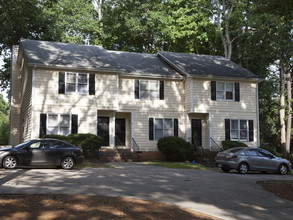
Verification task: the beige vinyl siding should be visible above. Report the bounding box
[118,77,185,151]
[19,65,33,142]
[119,77,184,112]
[132,111,185,151]
[191,79,258,148]
[31,69,118,139]
[33,70,117,110]
[9,46,22,145]
[184,77,191,112]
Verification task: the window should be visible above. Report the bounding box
[211,81,240,101]
[230,119,249,141]
[135,80,164,100]
[216,82,234,101]
[65,72,89,94]
[47,114,71,136]
[139,80,159,99]
[154,118,174,140]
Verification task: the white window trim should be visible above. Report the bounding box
[230,119,249,142]
[139,80,160,100]
[65,72,89,95]
[216,81,235,101]
[154,118,174,140]
[47,114,71,136]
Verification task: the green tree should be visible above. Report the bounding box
[162,0,221,55]
[102,0,166,53]
[0,94,9,145]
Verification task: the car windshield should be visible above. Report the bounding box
[13,141,32,149]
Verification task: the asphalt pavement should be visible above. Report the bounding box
[1,163,293,220]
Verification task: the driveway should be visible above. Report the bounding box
[1,163,293,220]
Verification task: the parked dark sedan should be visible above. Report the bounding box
[0,139,84,169]
[216,147,292,175]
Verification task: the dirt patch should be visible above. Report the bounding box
[257,180,293,202]
[0,194,221,220]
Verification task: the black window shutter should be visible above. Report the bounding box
[59,72,65,94]
[249,120,254,141]
[40,114,47,138]
[89,74,95,95]
[211,81,216,101]
[174,119,178,137]
[71,115,78,134]
[159,81,164,100]
[235,82,240,102]
[149,118,154,140]
[225,119,231,140]
[135,80,139,99]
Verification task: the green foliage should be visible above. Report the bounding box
[0,94,9,145]
[42,133,103,159]
[221,140,248,150]
[157,136,194,162]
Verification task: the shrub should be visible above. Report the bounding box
[42,133,103,159]
[221,140,248,150]
[157,136,194,161]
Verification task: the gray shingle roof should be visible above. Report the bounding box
[158,51,260,80]
[20,39,181,78]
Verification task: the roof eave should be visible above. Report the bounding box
[27,63,125,74]
[189,74,263,83]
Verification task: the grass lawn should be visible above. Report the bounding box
[144,161,211,170]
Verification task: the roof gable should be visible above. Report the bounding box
[158,51,260,81]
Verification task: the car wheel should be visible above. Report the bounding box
[221,168,231,173]
[238,162,249,174]
[278,164,288,175]
[61,157,75,170]
[3,156,18,169]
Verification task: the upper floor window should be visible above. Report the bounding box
[211,81,240,102]
[66,72,89,94]
[216,82,234,100]
[135,80,164,100]
[59,72,95,95]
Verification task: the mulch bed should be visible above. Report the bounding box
[0,194,221,220]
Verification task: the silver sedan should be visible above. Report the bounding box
[216,147,292,175]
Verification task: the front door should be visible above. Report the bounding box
[115,118,126,146]
[98,117,110,146]
[191,119,202,147]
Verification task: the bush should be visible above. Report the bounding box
[157,136,194,161]
[221,140,248,150]
[42,133,103,159]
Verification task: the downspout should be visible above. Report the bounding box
[31,65,36,139]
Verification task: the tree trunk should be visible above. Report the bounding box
[92,0,104,34]
[215,0,235,60]
[280,62,286,155]
[286,60,292,155]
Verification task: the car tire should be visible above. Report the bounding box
[61,156,75,170]
[278,164,288,175]
[238,162,249,174]
[221,168,231,173]
[3,156,18,169]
